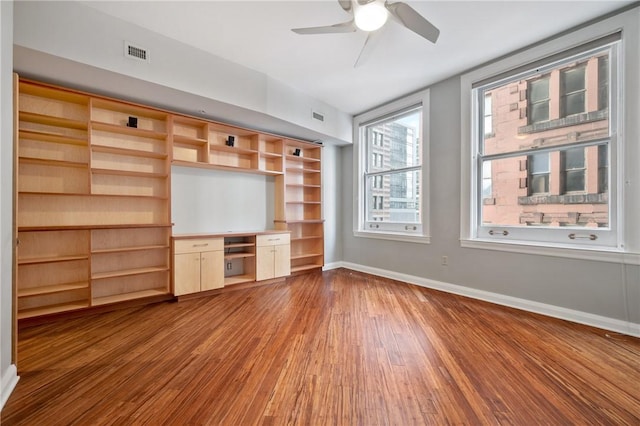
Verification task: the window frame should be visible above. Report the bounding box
[353,88,430,244]
[460,9,640,263]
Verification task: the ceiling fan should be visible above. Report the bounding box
[291,0,440,67]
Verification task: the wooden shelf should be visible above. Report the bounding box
[17,302,90,320]
[260,151,283,159]
[224,253,255,260]
[224,274,255,286]
[91,144,168,159]
[18,255,88,265]
[291,263,323,273]
[286,155,321,163]
[18,281,89,298]
[19,129,87,146]
[173,134,208,146]
[20,111,88,130]
[209,144,258,155]
[91,244,169,254]
[224,242,254,249]
[291,236,323,242]
[286,183,321,188]
[286,167,321,174]
[91,168,168,178]
[91,121,167,140]
[19,156,88,168]
[19,223,173,232]
[291,253,324,261]
[286,201,321,205]
[171,159,283,176]
[281,219,324,224]
[92,289,169,306]
[91,266,169,280]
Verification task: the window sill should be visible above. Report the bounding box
[354,230,431,244]
[460,238,639,265]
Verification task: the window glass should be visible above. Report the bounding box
[529,77,550,124]
[362,106,423,232]
[477,45,613,231]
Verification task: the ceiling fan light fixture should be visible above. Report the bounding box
[354,3,388,32]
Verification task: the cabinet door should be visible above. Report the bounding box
[255,246,275,281]
[200,250,224,291]
[273,244,291,278]
[174,253,201,295]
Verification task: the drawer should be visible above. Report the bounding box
[174,238,223,254]
[256,233,290,247]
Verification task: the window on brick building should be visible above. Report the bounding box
[529,153,550,195]
[464,32,622,250]
[561,147,586,193]
[560,65,587,117]
[528,77,550,124]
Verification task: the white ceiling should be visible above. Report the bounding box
[81,0,634,115]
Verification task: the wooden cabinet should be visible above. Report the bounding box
[173,238,224,296]
[276,142,324,273]
[173,232,290,297]
[256,234,291,281]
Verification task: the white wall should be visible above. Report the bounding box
[1,0,18,410]
[322,144,343,266]
[171,166,274,235]
[13,1,352,145]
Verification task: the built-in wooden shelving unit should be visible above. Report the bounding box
[15,77,324,320]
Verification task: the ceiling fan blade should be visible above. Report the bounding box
[338,0,352,13]
[292,20,356,35]
[386,1,440,43]
[354,26,385,68]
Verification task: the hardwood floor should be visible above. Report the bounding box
[3,268,640,425]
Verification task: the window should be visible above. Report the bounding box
[529,153,550,195]
[561,147,585,193]
[598,144,608,193]
[560,65,586,117]
[462,28,626,253]
[528,77,550,124]
[484,94,493,136]
[482,161,492,199]
[354,89,430,242]
[598,56,609,111]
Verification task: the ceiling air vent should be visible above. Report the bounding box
[312,111,324,122]
[124,41,150,62]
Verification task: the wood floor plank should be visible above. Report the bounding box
[3,268,640,425]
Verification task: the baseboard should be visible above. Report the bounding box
[340,261,640,338]
[322,261,344,271]
[1,364,18,410]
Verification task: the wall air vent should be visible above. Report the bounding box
[124,41,150,62]
[312,111,325,122]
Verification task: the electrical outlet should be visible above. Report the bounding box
[226,262,232,270]
[441,256,448,266]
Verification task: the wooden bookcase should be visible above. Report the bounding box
[16,79,172,319]
[276,141,324,273]
[15,78,324,319]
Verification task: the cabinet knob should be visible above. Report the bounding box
[193,243,209,247]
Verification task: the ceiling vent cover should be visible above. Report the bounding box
[124,41,149,62]
[312,111,324,122]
